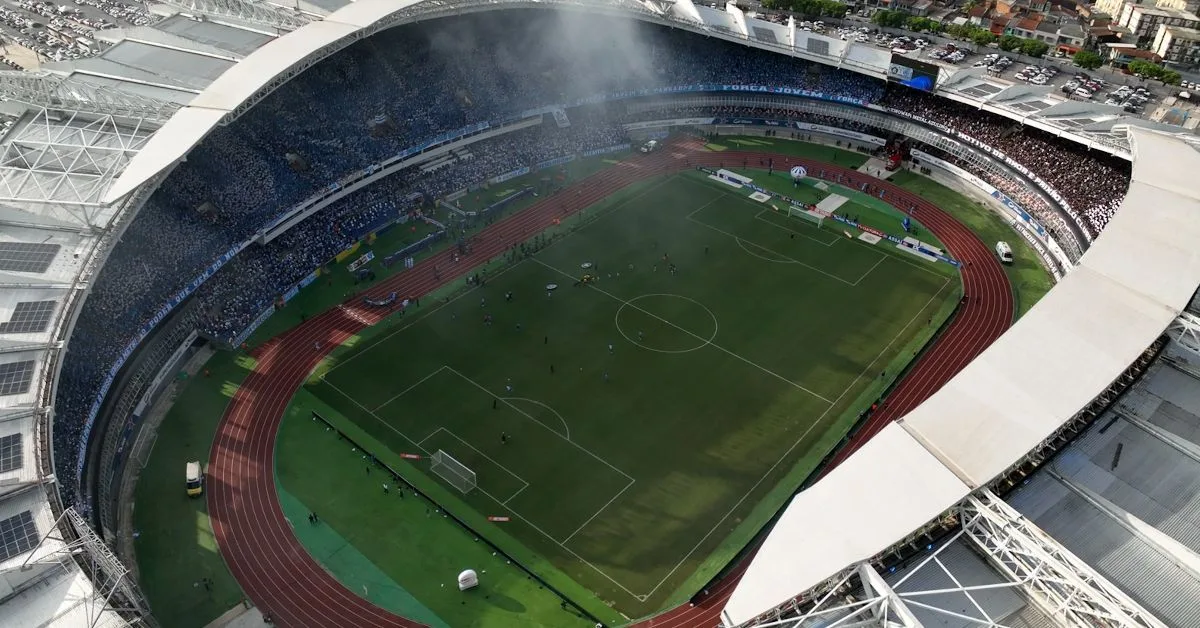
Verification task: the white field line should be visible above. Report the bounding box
[854,255,887,287]
[502,483,528,506]
[562,477,636,545]
[373,366,448,412]
[752,207,839,247]
[320,378,429,454]
[443,365,634,482]
[324,369,644,596]
[531,258,836,406]
[686,212,858,287]
[638,274,955,599]
[323,259,529,377]
[425,426,530,500]
[501,396,570,441]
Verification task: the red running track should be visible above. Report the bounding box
[207,139,1014,627]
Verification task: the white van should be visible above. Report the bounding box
[186,461,204,497]
[995,241,1013,264]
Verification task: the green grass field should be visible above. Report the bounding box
[309,172,957,616]
[133,139,1055,628]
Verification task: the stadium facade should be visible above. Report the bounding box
[0,0,1198,626]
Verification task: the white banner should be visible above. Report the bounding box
[623,118,717,131]
[794,123,886,146]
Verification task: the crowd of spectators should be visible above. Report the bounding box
[621,97,1124,250]
[196,120,628,342]
[880,89,1131,238]
[52,10,1133,507]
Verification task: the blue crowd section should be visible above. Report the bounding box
[54,10,1131,509]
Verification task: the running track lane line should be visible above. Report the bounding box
[206,140,1014,628]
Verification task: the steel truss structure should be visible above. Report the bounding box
[159,0,316,30]
[18,507,153,628]
[739,564,925,628]
[959,490,1167,628]
[742,488,1168,628]
[1167,311,1200,356]
[0,109,154,227]
[0,72,179,124]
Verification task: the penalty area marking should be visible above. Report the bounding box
[735,237,797,264]
[322,367,645,598]
[500,397,570,441]
[419,425,530,504]
[614,293,719,354]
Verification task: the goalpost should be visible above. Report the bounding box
[788,204,824,228]
[431,450,477,494]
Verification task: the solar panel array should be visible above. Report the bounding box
[960,83,1003,99]
[1010,100,1052,113]
[0,510,37,561]
[0,434,21,473]
[0,301,56,334]
[0,361,35,396]
[752,27,778,44]
[0,242,60,273]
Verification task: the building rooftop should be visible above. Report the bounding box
[1165,25,1200,40]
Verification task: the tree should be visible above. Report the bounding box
[1019,39,1049,58]
[971,30,997,46]
[907,17,942,33]
[1127,59,1182,84]
[872,9,908,28]
[998,35,1022,52]
[1072,50,1103,70]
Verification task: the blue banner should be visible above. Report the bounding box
[490,167,530,185]
[581,143,631,158]
[574,84,869,107]
[536,155,576,171]
[298,271,319,290]
[383,230,446,267]
[232,305,275,348]
[77,241,248,484]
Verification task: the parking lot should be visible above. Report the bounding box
[0,0,151,69]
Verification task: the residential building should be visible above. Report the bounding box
[1058,22,1088,47]
[1120,4,1200,42]
[1153,24,1200,65]
[1157,0,1200,13]
[1095,0,1147,20]
[1006,14,1045,37]
[1103,41,1165,63]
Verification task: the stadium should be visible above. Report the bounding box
[1,0,1200,627]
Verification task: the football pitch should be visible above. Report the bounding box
[309,172,959,614]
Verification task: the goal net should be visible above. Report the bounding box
[788,205,824,228]
[431,450,477,494]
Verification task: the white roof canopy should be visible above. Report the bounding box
[722,424,969,625]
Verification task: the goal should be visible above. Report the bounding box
[788,205,824,228]
[431,449,477,494]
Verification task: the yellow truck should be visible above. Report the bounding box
[186,461,204,497]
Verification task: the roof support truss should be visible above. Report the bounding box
[0,110,152,226]
[158,0,315,31]
[959,490,1167,628]
[739,565,924,628]
[0,71,178,124]
[21,508,153,627]
[1167,311,1200,357]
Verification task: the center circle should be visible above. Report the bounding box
[614,294,719,354]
